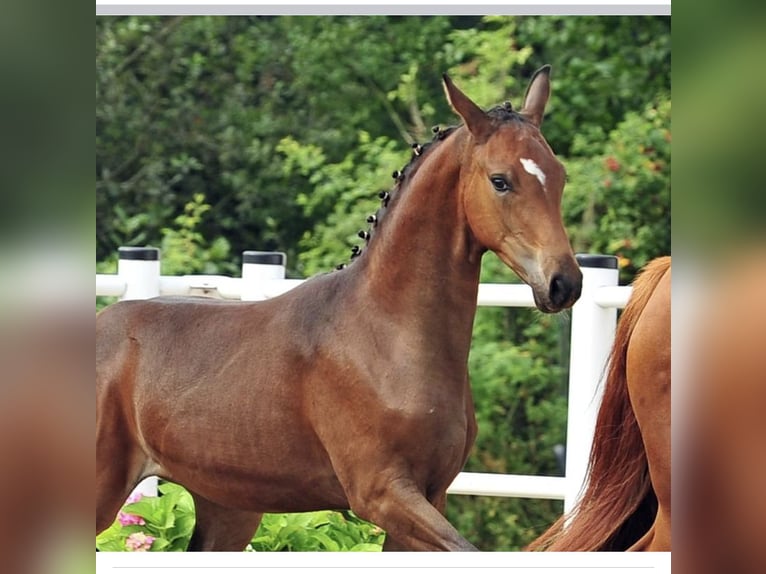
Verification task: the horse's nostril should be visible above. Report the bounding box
[549,274,572,308]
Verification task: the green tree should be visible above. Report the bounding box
[563,97,671,279]
[514,16,671,156]
[159,193,236,276]
[97,16,455,267]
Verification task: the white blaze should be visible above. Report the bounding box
[520,158,547,188]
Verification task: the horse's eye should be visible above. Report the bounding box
[490,175,512,193]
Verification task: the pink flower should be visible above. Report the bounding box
[118,492,146,526]
[125,532,155,552]
[118,511,145,526]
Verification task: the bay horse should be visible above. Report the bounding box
[527,256,671,551]
[96,66,582,551]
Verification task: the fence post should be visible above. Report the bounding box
[241,251,287,301]
[117,246,160,498]
[563,254,619,515]
[117,246,161,301]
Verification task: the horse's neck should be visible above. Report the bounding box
[353,130,484,341]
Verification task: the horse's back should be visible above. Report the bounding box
[96,282,336,392]
[96,293,314,435]
[97,297,267,397]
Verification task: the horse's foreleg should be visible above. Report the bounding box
[349,477,475,551]
[96,462,143,535]
[381,536,408,551]
[187,492,263,551]
[380,488,453,551]
[96,401,148,535]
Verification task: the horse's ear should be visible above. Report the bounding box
[520,65,551,128]
[443,74,491,142]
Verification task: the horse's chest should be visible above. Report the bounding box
[384,386,472,464]
[406,403,473,491]
[309,354,473,478]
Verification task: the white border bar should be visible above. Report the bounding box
[96,2,670,15]
[448,471,566,500]
[96,549,672,571]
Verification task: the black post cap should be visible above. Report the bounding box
[575,254,618,269]
[242,251,286,266]
[118,246,160,261]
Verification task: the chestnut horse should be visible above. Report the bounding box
[527,256,671,551]
[96,66,582,551]
[678,250,766,573]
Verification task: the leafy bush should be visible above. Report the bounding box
[96,482,384,552]
[96,257,118,311]
[248,511,383,552]
[563,97,671,280]
[160,193,237,276]
[96,482,195,552]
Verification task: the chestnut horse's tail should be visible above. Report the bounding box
[527,256,671,551]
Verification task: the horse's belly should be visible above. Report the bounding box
[148,433,349,512]
[159,458,348,513]
[138,396,348,512]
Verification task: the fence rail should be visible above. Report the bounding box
[97,247,631,511]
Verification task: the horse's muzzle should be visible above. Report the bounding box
[533,269,582,313]
[548,272,582,310]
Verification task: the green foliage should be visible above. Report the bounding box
[96,482,383,552]
[468,340,566,473]
[248,511,384,552]
[96,257,118,311]
[563,97,671,279]
[279,131,408,275]
[514,16,671,156]
[448,496,564,551]
[444,16,533,106]
[159,193,236,276]
[96,482,195,552]
[96,16,455,265]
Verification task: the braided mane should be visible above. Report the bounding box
[486,103,528,123]
[338,106,527,269]
[336,125,458,269]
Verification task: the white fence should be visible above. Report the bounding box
[97,247,631,514]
